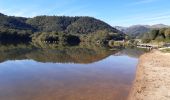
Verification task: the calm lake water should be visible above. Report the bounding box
[0,45,145,100]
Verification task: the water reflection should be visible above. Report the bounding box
[0,44,145,100]
[0,44,120,63]
[0,44,146,63]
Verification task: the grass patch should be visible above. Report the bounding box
[160,48,170,53]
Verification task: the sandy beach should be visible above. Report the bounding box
[128,50,170,100]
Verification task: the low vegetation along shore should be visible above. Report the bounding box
[128,50,170,100]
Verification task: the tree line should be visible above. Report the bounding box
[142,28,170,43]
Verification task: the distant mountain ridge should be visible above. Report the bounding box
[149,24,170,28]
[115,24,170,38]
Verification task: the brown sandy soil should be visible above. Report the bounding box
[128,50,170,100]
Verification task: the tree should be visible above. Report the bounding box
[165,29,170,39]
[159,28,166,38]
[149,29,159,40]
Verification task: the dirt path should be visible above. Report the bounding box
[128,50,170,100]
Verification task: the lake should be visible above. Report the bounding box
[0,45,145,100]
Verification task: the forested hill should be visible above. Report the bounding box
[0,13,125,45]
[26,16,120,34]
[0,13,34,31]
[0,13,121,34]
[0,13,4,16]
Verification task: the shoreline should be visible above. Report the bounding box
[128,50,170,100]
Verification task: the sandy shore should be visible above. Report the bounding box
[128,50,170,100]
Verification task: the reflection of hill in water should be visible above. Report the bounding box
[114,47,149,58]
[0,44,120,64]
[0,45,34,62]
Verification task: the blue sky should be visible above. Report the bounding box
[0,0,170,26]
